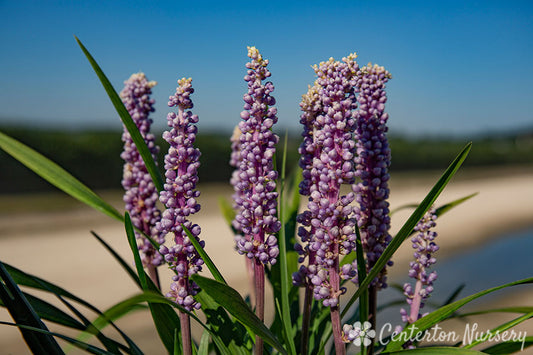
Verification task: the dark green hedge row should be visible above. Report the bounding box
[1,126,531,194]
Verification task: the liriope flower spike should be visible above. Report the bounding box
[401,208,439,324]
[229,124,244,237]
[295,55,360,307]
[295,54,360,355]
[232,46,281,265]
[230,124,256,294]
[232,46,280,355]
[292,81,322,289]
[157,77,204,311]
[120,73,164,268]
[352,63,393,290]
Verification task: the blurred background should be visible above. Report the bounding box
[1,0,532,192]
[1,1,532,353]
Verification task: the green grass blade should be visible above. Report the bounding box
[0,321,114,355]
[124,213,181,353]
[183,224,227,284]
[455,306,533,318]
[87,292,187,330]
[434,193,478,218]
[384,277,533,351]
[482,335,533,354]
[391,193,477,223]
[53,291,141,355]
[340,250,357,268]
[441,284,465,306]
[307,303,331,355]
[174,329,180,355]
[463,312,533,349]
[125,212,154,291]
[218,197,237,232]
[275,132,297,355]
[197,330,210,355]
[268,166,301,345]
[0,131,122,221]
[2,261,141,325]
[283,168,303,280]
[0,262,65,354]
[87,291,230,355]
[91,231,141,287]
[194,291,249,355]
[74,36,164,193]
[191,274,288,355]
[2,261,142,352]
[354,223,369,353]
[0,291,84,330]
[389,203,419,216]
[342,142,472,318]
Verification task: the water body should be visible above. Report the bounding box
[377,227,533,324]
[434,227,533,298]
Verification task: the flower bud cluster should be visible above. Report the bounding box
[119,73,164,267]
[232,46,281,265]
[157,77,204,311]
[401,208,439,323]
[352,63,393,290]
[298,81,321,197]
[229,125,243,235]
[292,82,322,289]
[293,55,360,307]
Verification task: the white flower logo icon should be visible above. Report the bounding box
[351,321,376,347]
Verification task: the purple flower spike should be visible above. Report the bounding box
[231,46,280,265]
[352,63,393,290]
[157,77,204,311]
[401,208,439,323]
[120,73,164,267]
[294,54,360,307]
[230,125,244,239]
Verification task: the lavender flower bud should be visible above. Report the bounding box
[120,73,164,267]
[232,46,280,265]
[157,77,204,311]
[352,63,393,290]
[401,208,439,323]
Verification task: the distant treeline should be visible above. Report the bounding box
[1,126,532,194]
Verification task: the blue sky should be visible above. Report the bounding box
[1,0,532,137]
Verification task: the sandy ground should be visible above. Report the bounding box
[1,166,532,354]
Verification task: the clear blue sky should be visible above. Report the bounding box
[1,0,532,137]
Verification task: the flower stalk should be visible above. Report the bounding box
[157,77,204,355]
[231,46,280,355]
[352,63,393,288]
[230,125,256,299]
[352,62,392,340]
[294,55,360,355]
[119,72,164,288]
[401,208,439,324]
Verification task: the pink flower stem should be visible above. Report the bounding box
[331,306,345,355]
[329,248,345,355]
[254,259,265,355]
[179,311,192,355]
[409,279,423,323]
